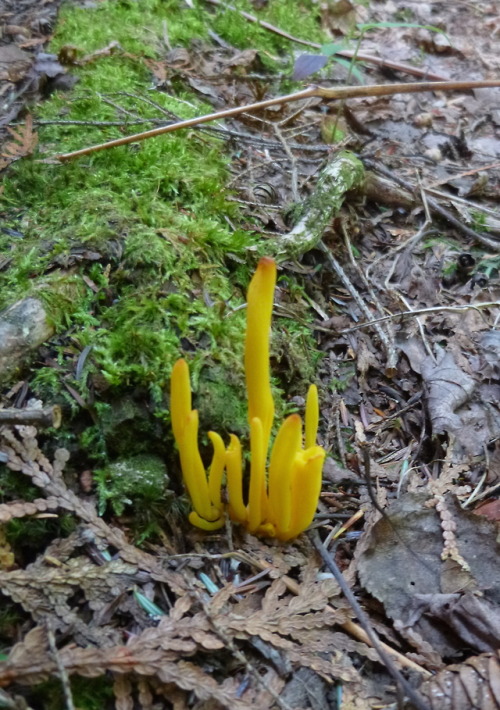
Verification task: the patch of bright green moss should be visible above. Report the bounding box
[211,0,323,61]
[94,453,171,515]
[0,0,324,471]
[24,676,114,710]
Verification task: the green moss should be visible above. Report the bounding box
[197,365,248,436]
[94,453,171,516]
[6,516,77,564]
[0,465,40,502]
[22,676,114,710]
[0,600,24,650]
[211,0,323,61]
[0,0,324,472]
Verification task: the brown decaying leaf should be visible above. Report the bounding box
[421,349,475,435]
[357,493,500,658]
[412,651,500,710]
[0,115,37,170]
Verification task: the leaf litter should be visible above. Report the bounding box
[1,0,500,708]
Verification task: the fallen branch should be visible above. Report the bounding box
[277,151,364,258]
[335,301,500,335]
[202,0,448,81]
[0,406,61,429]
[55,80,500,162]
[363,158,500,250]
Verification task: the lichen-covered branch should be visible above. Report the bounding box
[277,152,365,259]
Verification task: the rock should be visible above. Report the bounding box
[0,297,54,382]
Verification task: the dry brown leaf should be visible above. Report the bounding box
[357,493,500,657]
[412,651,500,710]
[0,115,37,170]
[421,349,475,435]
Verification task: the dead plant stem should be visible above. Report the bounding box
[311,531,431,710]
[337,302,500,335]
[362,158,500,250]
[55,80,500,162]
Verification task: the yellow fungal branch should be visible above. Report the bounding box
[170,257,326,540]
[170,359,225,530]
[245,256,276,453]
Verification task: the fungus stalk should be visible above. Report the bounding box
[170,257,326,540]
[170,359,225,530]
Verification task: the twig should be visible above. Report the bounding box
[423,186,500,220]
[382,181,436,362]
[47,624,75,710]
[356,439,387,520]
[426,160,500,188]
[202,0,448,81]
[0,406,61,429]
[336,301,500,335]
[54,80,500,162]
[366,228,436,284]
[36,119,154,126]
[239,547,431,676]
[37,117,330,152]
[311,531,431,710]
[341,222,398,372]
[362,158,500,250]
[318,241,397,376]
[247,108,308,202]
[273,123,300,202]
[97,93,143,121]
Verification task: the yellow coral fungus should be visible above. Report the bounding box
[170,257,326,540]
[170,359,225,530]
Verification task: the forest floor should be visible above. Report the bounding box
[0,0,500,708]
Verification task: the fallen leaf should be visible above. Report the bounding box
[421,349,475,434]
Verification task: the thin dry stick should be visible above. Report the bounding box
[362,158,500,250]
[337,301,500,335]
[366,227,435,284]
[318,241,398,375]
[334,397,347,468]
[0,406,61,429]
[202,0,448,81]
[55,80,500,162]
[311,531,431,710]
[426,161,500,188]
[424,187,500,220]
[386,177,436,362]
[47,624,75,710]
[341,221,398,367]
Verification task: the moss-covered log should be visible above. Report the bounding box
[277,151,365,259]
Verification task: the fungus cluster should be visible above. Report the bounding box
[170,257,325,541]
